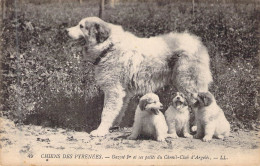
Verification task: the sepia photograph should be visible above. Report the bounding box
[0,0,259,165]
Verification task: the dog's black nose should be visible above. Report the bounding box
[177,97,180,100]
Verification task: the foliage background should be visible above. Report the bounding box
[1,0,259,132]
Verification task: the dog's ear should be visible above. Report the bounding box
[193,100,200,108]
[184,100,188,106]
[202,93,213,107]
[139,99,148,111]
[193,93,203,107]
[94,23,110,43]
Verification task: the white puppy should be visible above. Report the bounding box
[128,93,168,141]
[194,92,230,142]
[165,92,192,138]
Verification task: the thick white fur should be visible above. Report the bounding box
[194,92,230,142]
[67,17,212,136]
[165,92,192,138]
[127,93,168,141]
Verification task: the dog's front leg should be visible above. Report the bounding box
[167,120,178,139]
[155,124,166,142]
[90,85,126,137]
[202,122,215,142]
[183,120,192,138]
[113,93,134,127]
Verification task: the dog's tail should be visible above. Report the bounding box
[169,34,213,104]
[191,126,197,132]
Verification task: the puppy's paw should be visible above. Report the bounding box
[216,135,224,140]
[168,134,178,139]
[224,132,230,138]
[156,136,166,142]
[90,129,109,137]
[202,136,212,142]
[127,135,138,140]
[184,133,192,138]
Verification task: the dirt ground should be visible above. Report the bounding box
[0,116,259,166]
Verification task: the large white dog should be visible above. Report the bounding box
[67,17,212,136]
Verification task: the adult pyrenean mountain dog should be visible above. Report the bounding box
[67,17,212,136]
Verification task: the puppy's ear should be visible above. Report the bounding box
[94,23,110,43]
[184,100,188,106]
[194,93,203,107]
[193,100,200,108]
[139,99,148,111]
[202,93,213,107]
[180,93,188,106]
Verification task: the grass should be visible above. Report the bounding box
[1,0,259,132]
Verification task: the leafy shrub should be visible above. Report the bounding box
[1,1,259,131]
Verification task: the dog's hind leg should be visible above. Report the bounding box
[90,84,126,137]
[194,120,204,139]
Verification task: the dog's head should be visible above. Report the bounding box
[66,17,111,46]
[171,92,188,110]
[194,92,214,107]
[139,93,163,115]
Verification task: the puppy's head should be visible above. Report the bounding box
[194,92,214,107]
[171,92,188,110]
[139,93,163,115]
[67,17,111,46]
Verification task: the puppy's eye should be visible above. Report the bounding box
[80,24,83,28]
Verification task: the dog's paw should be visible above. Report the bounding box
[202,136,212,142]
[184,133,192,138]
[156,136,166,142]
[216,135,224,140]
[90,129,109,137]
[168,134,178,139]
[127,135,137,140]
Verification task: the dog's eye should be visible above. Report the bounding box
[80,24,83,28]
